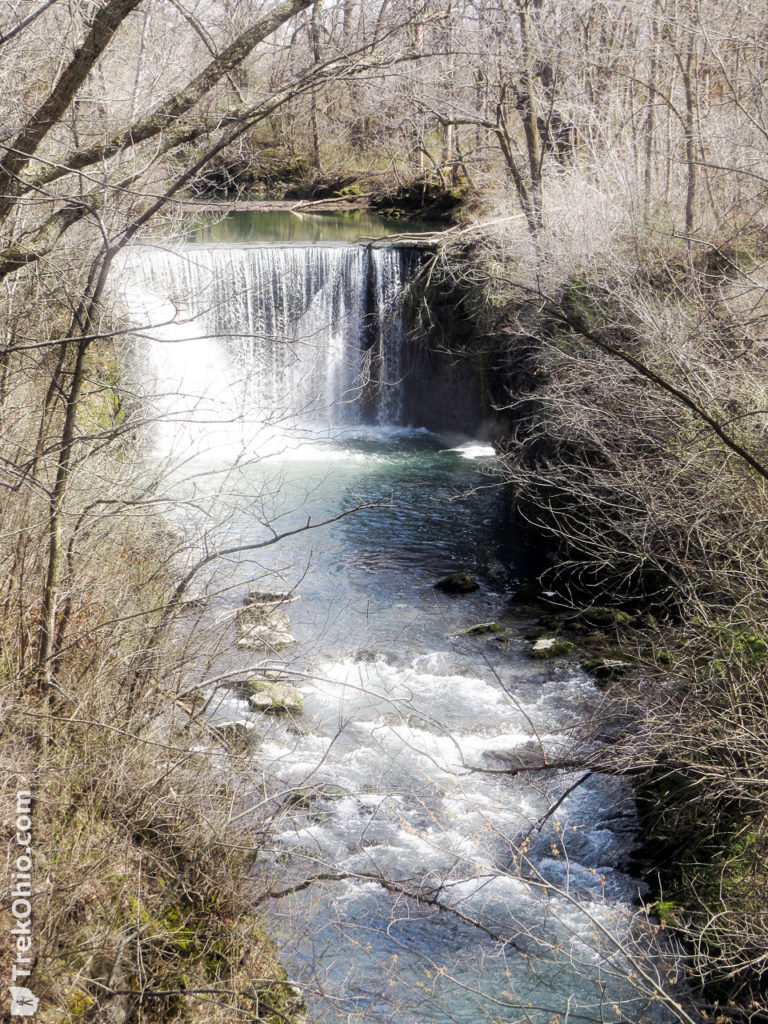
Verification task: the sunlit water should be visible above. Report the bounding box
[117,212,681,1024]
[182,208,440,245]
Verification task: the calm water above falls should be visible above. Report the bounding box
[118,213,679,1024]
[182,207,439,244]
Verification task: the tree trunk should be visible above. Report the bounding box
[681,43,697,255]
[36,251,114,689]
[644,4,660,201]
[517,0,544,231]
[37,337,90,689]
[310,0,324,173]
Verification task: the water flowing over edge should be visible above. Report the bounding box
[117,242,420,460]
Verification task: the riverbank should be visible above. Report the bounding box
[181,169,470,225]
[420,210,768,1021]
[173,196,371,214]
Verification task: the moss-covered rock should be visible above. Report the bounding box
[371,180,468,221]
[248,677,304,715]
[537,613,564,632]
[461,621,506,636]
[491,738,548,769]
[528,637,575,658]
[510,581,540,604]
[577,606,634,628]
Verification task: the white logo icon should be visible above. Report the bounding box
[9,986,39,1016]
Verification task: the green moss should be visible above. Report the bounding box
[334,182,364,197]
[67,989,94,1016]
[164,905,182,926]
[245,675,273,691]
[695,619,768,665]
[650,899,681,928]
[529,637,574,658]
[537,613,563,631]
[203,945,229,979]
[248,677,304,715]
[461,621,506,636]
[578,606,633,628]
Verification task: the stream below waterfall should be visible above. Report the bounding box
[117,212,679,1024]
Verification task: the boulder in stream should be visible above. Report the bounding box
[461,621,506,637]
[434,571,479,594]
[246,588,297,606]
[528,636,575,658]
[247,676,304,715]
[488,738,548,769]
[236,596,296,650]
[211,719,259,747]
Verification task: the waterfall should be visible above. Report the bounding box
[118,243,419,457]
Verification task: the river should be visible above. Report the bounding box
[117,210,679,1024]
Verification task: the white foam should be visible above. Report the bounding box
[307,656,531,733]
[445,441,496,459]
